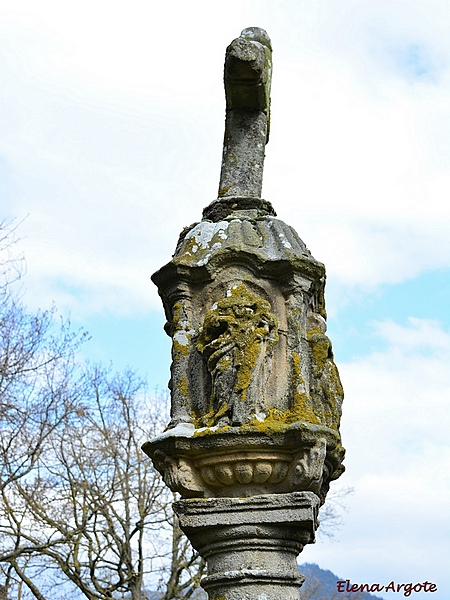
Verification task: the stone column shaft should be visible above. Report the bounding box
[175,492,319,600]
[219,109,267,198]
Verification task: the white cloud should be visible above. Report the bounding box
[306,317,450,596]
[1,0,450,318]
[372,316,450,352]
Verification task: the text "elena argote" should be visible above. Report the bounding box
[337,579,437,596]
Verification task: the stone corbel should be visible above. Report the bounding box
[291,437,326,493]
[152,450,204,497]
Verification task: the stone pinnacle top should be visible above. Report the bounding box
[217,27,272,202]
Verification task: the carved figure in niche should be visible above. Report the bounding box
[306,309,343,431]
[196,284,278,427]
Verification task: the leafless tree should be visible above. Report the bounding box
[317,485,354,540]
[0,364,205,599]
[0,222,205,599]
[157,511,205,600]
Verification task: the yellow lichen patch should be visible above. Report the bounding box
[315,361,344,432]
[218,184,232,197]
[214,400,230,421]
[172,302,191,357]
[290,352,320,425]
[241,394,322,433]
[172,302,187,335]
[292,352,302,381]
[173,301,183,320]
[307,327,332,373]
[177,376,189,398]
[196,400,230,429]
[177,234,199,256]
[192,424,232,437]
[330,363,344,398]
[196,284,278,407]
[173,339,189,356]
[306,326,344,431]
[219,354,232,371]
[291,390,320,425]
[242,411,290,434]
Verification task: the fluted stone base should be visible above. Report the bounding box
[174,491,319,600]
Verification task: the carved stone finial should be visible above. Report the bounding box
[218,27,272,200]
[143,28,345,600]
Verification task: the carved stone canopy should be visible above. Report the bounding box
[143,186,345,501]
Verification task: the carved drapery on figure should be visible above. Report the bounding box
[143,27,345,600]
[196,284,278,427]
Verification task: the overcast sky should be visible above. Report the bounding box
[1,1,449,597]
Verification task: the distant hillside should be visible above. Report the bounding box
[299,563,385,600]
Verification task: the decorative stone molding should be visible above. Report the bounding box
[198,452,290,487]
[151,450,205,497]
[143,426,342,501]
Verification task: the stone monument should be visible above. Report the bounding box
[143,27,345,600]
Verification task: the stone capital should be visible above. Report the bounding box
[143,424,344,501]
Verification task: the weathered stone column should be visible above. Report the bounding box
[143,27,345,600]
[174,492,318,600]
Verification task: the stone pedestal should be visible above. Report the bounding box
[175,492,319,600]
